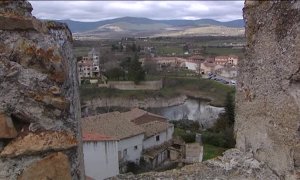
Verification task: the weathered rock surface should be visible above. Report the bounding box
[0,0,84,179]
[117,149,279,180]
[82,95,187,115]
[0,131,77,158]
[235,0,300,178]
[18,152,72,180]
[0,113,17,138]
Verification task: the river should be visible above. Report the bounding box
[83,97,224,129]
[147,97,224,129]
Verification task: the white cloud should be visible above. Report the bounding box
[30,1,244,22]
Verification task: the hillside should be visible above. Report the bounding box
[58,17,245,39]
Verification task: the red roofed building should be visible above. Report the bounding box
[215,56,229,65]
[83,132,117,142]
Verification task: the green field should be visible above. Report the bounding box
[203,144,226,161]
[205,47,244,57]
[73,47,93,57]
[156,46,184,56]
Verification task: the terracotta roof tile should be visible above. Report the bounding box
[81,112,144,140]
[139,121,173,138]
[83,133,117,142]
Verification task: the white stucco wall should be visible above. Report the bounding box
[185,62,198,71]
[143,126,174,149]
[83,141,119,180]
[118,134,144,164]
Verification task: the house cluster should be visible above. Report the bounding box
[141,55,239,78]
[82,108,174,180]
[77,48,101,83]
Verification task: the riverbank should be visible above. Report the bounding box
[82,95,187,109]
[80,77,234,107]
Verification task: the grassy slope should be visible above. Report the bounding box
[205,47,244,57]
[80,77,234,107]
[203,144,226,161]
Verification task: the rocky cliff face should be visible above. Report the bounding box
[235,1,300,178]
[0,1,84,179]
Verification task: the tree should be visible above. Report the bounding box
[131,43,137,52]
[105,67,125,81]
[137,45,141,52]
[128,54,145,84]
[225,92,235,126]
[120,57,131,71]
[143,57,157,75]
[111,44,118,51]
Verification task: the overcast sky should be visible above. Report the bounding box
[30,1,244,22]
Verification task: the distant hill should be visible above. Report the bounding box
[57,17,245,39]
[58,17,244,33]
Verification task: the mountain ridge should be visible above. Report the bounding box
[58,17,245,33]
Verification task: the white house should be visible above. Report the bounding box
[77,48,101,84]
[227,55,239,66]
[122,108,174,168]
[82,109,175,174]
[82,112,145,173]
[83,133,119,180]
[184,61,198,71]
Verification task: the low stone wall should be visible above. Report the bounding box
[100,80,163,90]
[83,95,187,109]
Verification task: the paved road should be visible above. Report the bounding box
[203,74,236,86]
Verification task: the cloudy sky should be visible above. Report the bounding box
[30,1,244,22]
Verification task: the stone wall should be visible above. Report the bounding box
[101,80,163,90]
[235,0,300,178]
[0,1,84,179]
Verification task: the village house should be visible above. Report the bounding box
[122,108,174,169]
[82,133,119,180]
[214,55,239,66]
[122,108,174,150]
[200,62,223,74]
[78,59,93,79]
[184,61,199,71]
[214,56,229,65]
[227,55,239,66]
[82,112,145,173]
[152,57,186,69]
[82,109,174,175]
[188,55,205,62]
[77,48,101,84]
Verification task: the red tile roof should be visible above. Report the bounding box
[82,112,145,140]
[83,132,117,142]
[85,175,95,180]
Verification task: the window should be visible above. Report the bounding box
[123,149,127,156]
[156,135,160,141]
[134,145,138,150]
[118,151,122,159]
